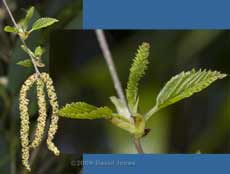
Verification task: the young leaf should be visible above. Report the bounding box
[34,60,45,67]
[22,6,34,29]
[110,96,131,118]
[58,102,113,119]
[145,69,227,120]
[31,18,58,31]
[126,42,150,113]
[4,26,18,33]
[109,114,136,134]
[34,46,44,57]
[18,31,30,40]
[17,59,32,67]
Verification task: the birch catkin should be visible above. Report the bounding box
[41,73,60,156]
[31,78,47,148]
[19,73,60,171]
[19,73,37,171]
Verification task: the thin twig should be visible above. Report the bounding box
[95,29,144,153]
[2,0,17,27]
[95,30,127,108]
[133,138,144,153]
[21,39,40,74]
[2,0,40,75]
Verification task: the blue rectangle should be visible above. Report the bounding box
[83,0,230,29]
[83,154,230,174]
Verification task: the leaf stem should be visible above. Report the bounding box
[95,30,145,153]
[145,105,159,121]
[2,0,40,75]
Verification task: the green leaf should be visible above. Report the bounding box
[145,69,227,120]
[34,46,44,57]
[156,69,226,109]
[126,42,150,113]
[58,102,113,119]
[16,59,32,67]
[22,6,34,29]
[4,26,18,33]
[31,17,58,31]
[34,46,45,67]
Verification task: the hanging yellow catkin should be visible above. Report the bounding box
[19,72,60,171]
[30,78,47,148]
[19,73,37,171]
[41,73,60,156]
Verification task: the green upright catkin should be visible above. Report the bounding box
[31,78,47,148]
[126,42,150,113]
[19,73,38,171]
[41,73,60,156]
